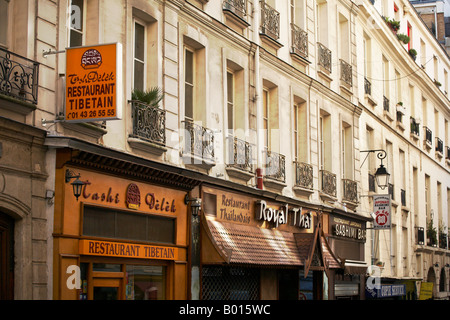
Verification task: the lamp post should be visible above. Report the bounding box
[65,169,85,200]
[185,194,202,300]
[360,149,390,190]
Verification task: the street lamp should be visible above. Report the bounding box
[361,149,390,190]
[65,169,85,201]
[185,194,202,216]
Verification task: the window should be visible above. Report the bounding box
[339,13,349,62]
[316,0,328,45]
[290,0,306,29]
[69,0,85,47]
[293,98,307,162]
[226,70,234,132]
[184,48,194,121]
[341,122,352,179]
[382,56,389,100]
[0,0,9,46]
[82,206,175,244]
[133,20,146,92]
[319,110,331,171]
[407,23,412,51]
[263,88,269,150]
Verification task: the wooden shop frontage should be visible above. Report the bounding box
[198,185,343,300]
[52,143,200,300]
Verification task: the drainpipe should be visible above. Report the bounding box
[254,0,263,189]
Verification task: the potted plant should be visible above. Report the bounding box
[384,17,400,33]
[434,80,442,87]
[408,48,417,61]
[131,87,164,108]
[427,218,437,247]
[397,33,410,44]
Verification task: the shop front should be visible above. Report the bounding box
[198,185,342,300]
[53,148,195,300]
[326,210,370,300]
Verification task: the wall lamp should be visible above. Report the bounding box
[360,149,390,190]
[185,195,202,217]
[65,169,85,201]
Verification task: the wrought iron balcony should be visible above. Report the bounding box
[182,120,215,164]
[263,149,285,183]
[291,24,308,58]
[340,59,352,87]
[424,126,432,145]
[320,170,336,198]
[410,117,420,136]
[294,161,313,189]
[383,96,390,112]
[227,136,254,173]
[0,47,39,105]
[130,100,166,146]
[364,78,372,96]
[317,43,332,73]
[223,0,247,19]
[260,0,280,40]
[342,179,358,203]
[435,137,443,154]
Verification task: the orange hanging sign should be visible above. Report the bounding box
[65,43,122,122]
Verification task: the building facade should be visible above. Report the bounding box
[0,0,448,300]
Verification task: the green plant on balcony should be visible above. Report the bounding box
[131,87,164,108]
[384,17,400,33]
[408,49,417,61]
[427,218,437,247]
[397,33,410,44]
[434,80,442,87]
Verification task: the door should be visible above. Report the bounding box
[0,212,14,300]
[92,277,122,300]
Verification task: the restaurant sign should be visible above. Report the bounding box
[373,194,391,230]
[366,284,406,299]
[79,239,178,261]
[331,216,366,242]
[65,43,123,122]
[256,200,311,229]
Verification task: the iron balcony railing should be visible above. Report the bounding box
[260,0,280,40]
[340,59,352,87]
[291,24,308,58]
[0,47,39,105]
[435,137,443,154]
[182,120,215,163]
[263,149,285,183]
[342,179,358,203]
[364,78,372,95]
[130,100,166,146]
[294,161,313,189]
[439,233,448,250]
[383,96,390,112]
[223,0,247,19]
[424,126,432,145]
[410,117,420,136]
[317,42,332,73]
[446,146,450,160]
[320,169,336,197]
[227,136,254,173]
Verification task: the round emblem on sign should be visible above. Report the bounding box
[126,183,141,209]
[81,49,102,69]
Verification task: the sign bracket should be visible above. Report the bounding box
[42,49,66,58]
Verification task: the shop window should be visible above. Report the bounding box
[82,206,175,244]
[126,265,165,300]
[202,266,260,300]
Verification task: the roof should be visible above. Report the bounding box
[203,218,342,271]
